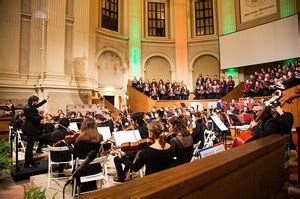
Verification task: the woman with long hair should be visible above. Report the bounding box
[116,121,174,179]
[168,116,193,166]
[73,118,103,192]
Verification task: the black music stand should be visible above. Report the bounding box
[210,115,229,150]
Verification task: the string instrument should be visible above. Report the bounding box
[53,122,81,147]
[120,138,154,153]
[232,91,282,147]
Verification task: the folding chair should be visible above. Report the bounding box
[203,129,216,148]
[13,130,26,152]
[73,156,108,197]
[48,146,73,188]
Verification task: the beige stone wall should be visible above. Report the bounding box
[144,56,172,81]
[0,0,298,114]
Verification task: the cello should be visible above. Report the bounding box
[232,91,282,147]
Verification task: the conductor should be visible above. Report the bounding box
[22,95,48,168]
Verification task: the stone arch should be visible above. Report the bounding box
[189,51,219,72]
[191,53,220,88]
[96,47,128,70]
[143,55,172,82]
[142,52,175,74]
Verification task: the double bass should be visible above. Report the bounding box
[232,91,282,147]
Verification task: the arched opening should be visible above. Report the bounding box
[192,55,220,88]
[144,56,171,81]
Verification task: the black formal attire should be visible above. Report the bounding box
[192,120,206,149]
[121,146,173,176]
[113,124,148,182]
[49,127,72,173]
[22,99,47,166]
[276,112,295,150]
[252,116,281,138]
[73,140,101,193]
[170,134,193,166]
[137,124,149,139]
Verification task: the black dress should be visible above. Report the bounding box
[170,134,194,166]
[121,146,174,175]
[73,140,101,192]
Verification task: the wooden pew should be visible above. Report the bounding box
[82,134,290,199]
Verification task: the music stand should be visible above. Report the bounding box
[210,115,229,150]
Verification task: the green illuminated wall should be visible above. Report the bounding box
[221,0,236,34]
[280,0,296,18]
[129,0,141,78]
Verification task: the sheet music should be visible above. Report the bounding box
[69,122,79,131]
[210,115,228,131]
[113,130,141,147]
[97,126,111,141]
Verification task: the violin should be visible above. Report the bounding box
[120,138,154,152]
[53,132,81,147]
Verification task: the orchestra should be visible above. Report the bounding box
[7,87,299,197]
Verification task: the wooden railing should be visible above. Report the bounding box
[221,81,245,103]
[82,134,290,199]
[103,99,120,120]
[127,83,157,113]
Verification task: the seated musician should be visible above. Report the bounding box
[113,112,148,182]
[192,112,206,149]
[168,116,193,166]
[10,112,25,132]
[131,112,148,138]
[73,118,103,193]
[250,107,281,138]
[273,105,295,150]
[48,117,72,177]
[115,121,173,178]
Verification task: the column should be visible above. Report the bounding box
[45,0,66,76]
[128,0,142,79]
[280,0,297,18]
[174,0,188,82]
[0,0,21,73]
[220,0,236,35]
[73,0,90,81]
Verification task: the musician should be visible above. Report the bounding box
[116,121,173,178]
[131,112,148,139]
[73,118,103,192]
[273,105,295,150]
[250,106,281,138]
[48,117,72,177]
[192,112,206,149]
[22,95,48,168]
[113,112,149,182]
[10,112,25,132]
[168,116,193,166]
[49,117,71,146]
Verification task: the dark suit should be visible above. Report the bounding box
[22,99,47,166]
[252,116,281,138]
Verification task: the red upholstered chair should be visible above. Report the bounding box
[243,113,254,123]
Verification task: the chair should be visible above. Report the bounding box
[14,130,26,152]
[73,156,108,197]
[48,146,73,188]
[191,141,202,161]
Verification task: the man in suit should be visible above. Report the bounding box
[22,95,48,168]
